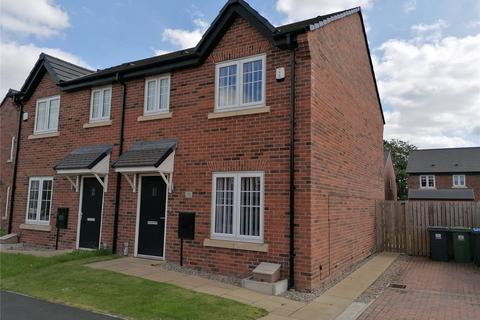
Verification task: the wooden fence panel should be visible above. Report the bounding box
[376,200,480,256]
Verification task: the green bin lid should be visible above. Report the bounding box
[427,226,449,231]
[450,227,471,232]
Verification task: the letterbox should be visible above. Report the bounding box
[56,208,69,229]
[178,212,195,240]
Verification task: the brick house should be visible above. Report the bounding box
[384,150,397,200]
[0,89,20,231]
[2,0,384,291]
[407,148,480,201]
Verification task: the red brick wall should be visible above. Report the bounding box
[11,72,121,248]
[0,97,19,230]
[9,13,383,291]
[307,14,384,289]
[384,156,397,200]
[408,174,480,200]
[115,16,302,284]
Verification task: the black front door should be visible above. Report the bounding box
[138,176,166,257]
[79,177,103,249]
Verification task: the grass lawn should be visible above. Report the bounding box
[0,251,267,320]
[0,229,6,237]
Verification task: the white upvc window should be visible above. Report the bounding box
[453,175,466,188]
[211,172,264,243]
[420,175,435,189]
[4,186,10,218]
[144,75,170,115]
[26,177,53,224]
[7,136,15,162]
[90,86,111,122]
[215,54,266,111]
[34,96,60,134]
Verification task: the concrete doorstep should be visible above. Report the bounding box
[87,252,398,320]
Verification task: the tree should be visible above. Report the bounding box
[384,139,417,200]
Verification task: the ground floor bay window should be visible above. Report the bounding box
[26,177,53,224]
[211,172,264,243]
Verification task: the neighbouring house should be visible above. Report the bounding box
[406,147,480,201]
[384,150,397,200]
[1,0,384,291]
[0,89,20,231]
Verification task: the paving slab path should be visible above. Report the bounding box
[87,252,398,319]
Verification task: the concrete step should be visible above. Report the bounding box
[0,233,18,244]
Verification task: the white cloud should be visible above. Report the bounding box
[153,49,170,56]
[0,41,90,97]
[275,0,373,23]
[0,0,69,38]
[161,18,209,49]
[374,33,480,148]
[403,0,416,13]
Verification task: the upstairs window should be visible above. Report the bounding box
[453,175,466,187]
[35,96,60,134]
[144,75,170,115]
[420,175,435,189]
[211,172,264,243]
[26,177,53,224]
[215,55,266,111]
[90,87,111,122]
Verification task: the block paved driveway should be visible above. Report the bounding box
[358,256,480,320]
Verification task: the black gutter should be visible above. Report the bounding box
[7,99,23,234]
[287,33,297,289]
[111,73,127,254]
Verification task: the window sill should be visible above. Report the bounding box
[28,132,59,140]
[208,106,270,119]
[20,223,51,232]
[83,120,112,128]
[6,159,12,163]
[203,238,268,252]
[137,112,172,122]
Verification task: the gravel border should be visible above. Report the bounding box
[354,254,406,304]
[158,262,242,286]
[156,254,390,303]
[281,253,377,302]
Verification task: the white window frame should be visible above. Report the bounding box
[214,54,266,112]
[89,86,112,122]
[34,95,60,134]
[4,186,10,218]
[143,74,170,115]
[420,175,435,189]
[452,175,466,188]
[7,136,15,162]
[211,172,264,243]
[25,177,53,225]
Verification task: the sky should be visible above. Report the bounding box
[0,0,479,149]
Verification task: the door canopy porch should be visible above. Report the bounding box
[112,139,177,192]
[54,144,112,192]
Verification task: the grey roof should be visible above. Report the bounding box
[113,139,177,168]
[54,144,112,170]
[408,189,475,200]
[406,147,480,173]
[0,89,19,107]
[42,54,94,82]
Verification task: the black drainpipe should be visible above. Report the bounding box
[7,98,24,234]
[287,33,297,289]
[111,73,127,254]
